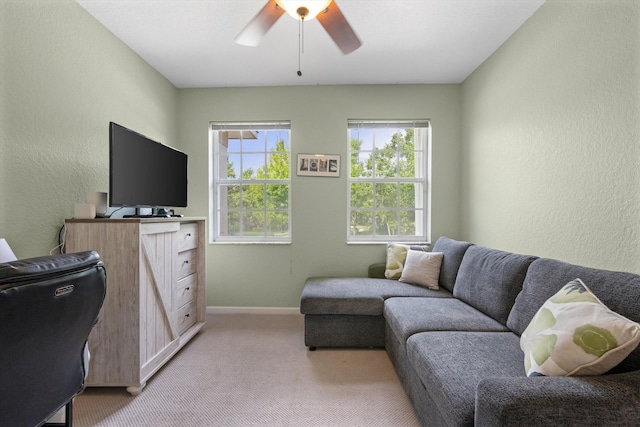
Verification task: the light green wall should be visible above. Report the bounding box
[178,85,462,307]
[0,1,462,309]
[461,0,640,272]
[0,0,178,258]
[5,0,637,309]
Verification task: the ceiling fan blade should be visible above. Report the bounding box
[235,0,286,47]
[316,1,361,55]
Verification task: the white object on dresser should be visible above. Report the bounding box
[74,203,96,219]
[0,238,17,262]
[85,191,108,217]
[64,218,206,395]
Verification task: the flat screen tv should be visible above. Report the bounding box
[109,122,188,211]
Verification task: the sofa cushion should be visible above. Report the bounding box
[384,243,430,279]
[431,237,473,292]
[300,277,453,316]
[399,251,443,290]
[406,331,524,426]
[453,246,537,325]
[520,278,640,377]
[384,297,509,343]
[507,258,640,373]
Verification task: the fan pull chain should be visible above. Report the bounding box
[297,17,304,76]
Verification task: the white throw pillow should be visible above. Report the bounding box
[398,251,443,290]
[520,278,640,376]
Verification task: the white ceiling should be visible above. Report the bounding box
[75,0,545,89]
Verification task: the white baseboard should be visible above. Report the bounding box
[206,306,300,315]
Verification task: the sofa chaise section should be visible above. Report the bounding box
[300,237,474,350]
[301,277,452,349]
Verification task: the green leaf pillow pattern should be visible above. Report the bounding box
[520,279,640,376]
[384,243,429,280]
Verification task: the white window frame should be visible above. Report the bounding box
[347,119,431,243]
[210,121,292,243]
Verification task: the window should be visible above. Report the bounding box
[210,122,291,243]
[348,120,430,242]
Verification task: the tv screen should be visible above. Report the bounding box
[109,122,188,209]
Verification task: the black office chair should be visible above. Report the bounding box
[0,251,106,427]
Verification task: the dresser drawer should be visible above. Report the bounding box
[176,274,196,308]
[177,223,198,252]
[176,300,197,335]
[176,250,196,279]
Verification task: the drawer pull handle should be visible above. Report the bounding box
[185,287,190,291]
[186,233,191,237]
[185,313,190,318]
[183,260,189,264]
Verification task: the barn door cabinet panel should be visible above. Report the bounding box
[64,218,206,395]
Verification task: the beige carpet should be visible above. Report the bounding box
[75,313,421,426]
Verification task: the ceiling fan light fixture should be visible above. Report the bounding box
[275,0,332,21]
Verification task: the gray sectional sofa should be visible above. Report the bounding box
[300,237,640,426]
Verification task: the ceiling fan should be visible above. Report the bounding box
[235,0,362,55]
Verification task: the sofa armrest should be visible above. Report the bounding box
[475,371,640,426]
[368,262,386,278]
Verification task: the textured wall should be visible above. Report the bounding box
[0,0,178,258]
[462,0,640,272]
[178,85,463,307]
[3,0,637,310]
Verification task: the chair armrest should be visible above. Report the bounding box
[0,251,101,284]
[475,371,640,426]
[368,262,386,278]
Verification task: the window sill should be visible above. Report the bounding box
[210,240,291,245]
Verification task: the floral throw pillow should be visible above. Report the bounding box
[384,243,429,280]
[520,279,640,376]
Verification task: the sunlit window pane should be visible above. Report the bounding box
[350,210,373,236]
[267,184,288,209]
[376,183,398,208]
[348,120,429,242]
[350,183,373,208]
[212,123,291,242]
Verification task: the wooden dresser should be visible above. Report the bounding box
[64,218,206,395]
